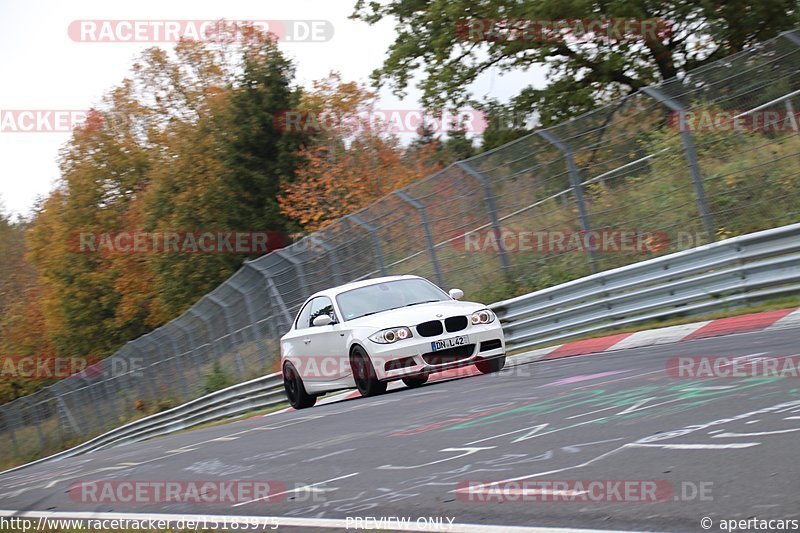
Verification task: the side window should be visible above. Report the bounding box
[295,300,313,330]
[309,297,336,326]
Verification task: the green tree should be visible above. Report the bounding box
[352,0,799,125]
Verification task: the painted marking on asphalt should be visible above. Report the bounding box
[302,448,356,462]
[379,447,496,470]
[538,370,629,388]
[712,428,800,438]
[627,443,760,450]
[465,425,548,445]
[209,436,239,442]
[233,472,360,507]
[115,462,142,466]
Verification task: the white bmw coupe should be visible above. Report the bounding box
[280,275,506,409]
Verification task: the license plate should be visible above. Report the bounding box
[431,335,468,351]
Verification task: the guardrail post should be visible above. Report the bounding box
[394,190,445,287]
[455,161,512,276]
[642,86,716,243]
[275,249,310,300]
[537,130,598,272]
[308,235,344,286]
[346,214,387,276]
[207,295,247,380]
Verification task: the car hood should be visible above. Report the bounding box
[344,300,487,328]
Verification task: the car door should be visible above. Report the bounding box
[282,299,314,377]
[304,296,348,386]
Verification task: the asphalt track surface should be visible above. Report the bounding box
[2,326,800,532]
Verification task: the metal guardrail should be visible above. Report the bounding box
[6,223,799,475]
[0,373,285,475]
[491,223,800,352]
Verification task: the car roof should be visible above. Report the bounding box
[308,275,426,300]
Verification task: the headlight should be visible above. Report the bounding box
[369,326,413,344]
[470,309,495,325]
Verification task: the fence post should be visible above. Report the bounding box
[275,249,310,300]
[642,86,716,243]
[22,396,46,450]
[536,129,598,272]
[346,214,387,276]
[228,276,268,368]
[455,161,511,276]
[394,190,445,287]
[0,406,19,458]
[207,295,247,380]
[246,262,294,333]
[164,329,190,401]
[174,319,205,385]
[308,235,344,286]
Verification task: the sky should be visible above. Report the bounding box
[0,0,545,218]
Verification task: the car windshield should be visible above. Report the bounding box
[336,279,449,321]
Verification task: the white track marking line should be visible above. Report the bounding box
[465,425,548,445]
[627,443,760,449]
[0,510,649,533]
[302,448,356,462]
[712,428,800,438]
[232,472,359,507]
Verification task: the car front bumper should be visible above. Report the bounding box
[366,322,506,381]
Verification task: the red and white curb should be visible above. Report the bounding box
[267,307,800,415]
[514,307,799,365]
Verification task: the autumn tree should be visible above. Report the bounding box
[278,74,442,232]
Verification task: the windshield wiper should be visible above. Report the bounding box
[404,300,441,307]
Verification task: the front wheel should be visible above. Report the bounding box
[350,346,388,397]
[475,355,506,374]
[283,362,316,409]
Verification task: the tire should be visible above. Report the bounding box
[475,355,506,374]
[350,345,388,397]
[402,374,429,388]
[283,362,317,409]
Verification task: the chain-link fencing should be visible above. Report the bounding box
[2,29,799,468]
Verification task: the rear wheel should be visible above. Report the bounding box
[402,374,429,388]
[283,362,316,409]
[475,355,506,374]
[350,345,388,397]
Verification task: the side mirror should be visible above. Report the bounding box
[312,314,333,327]
[449,288,464,300]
